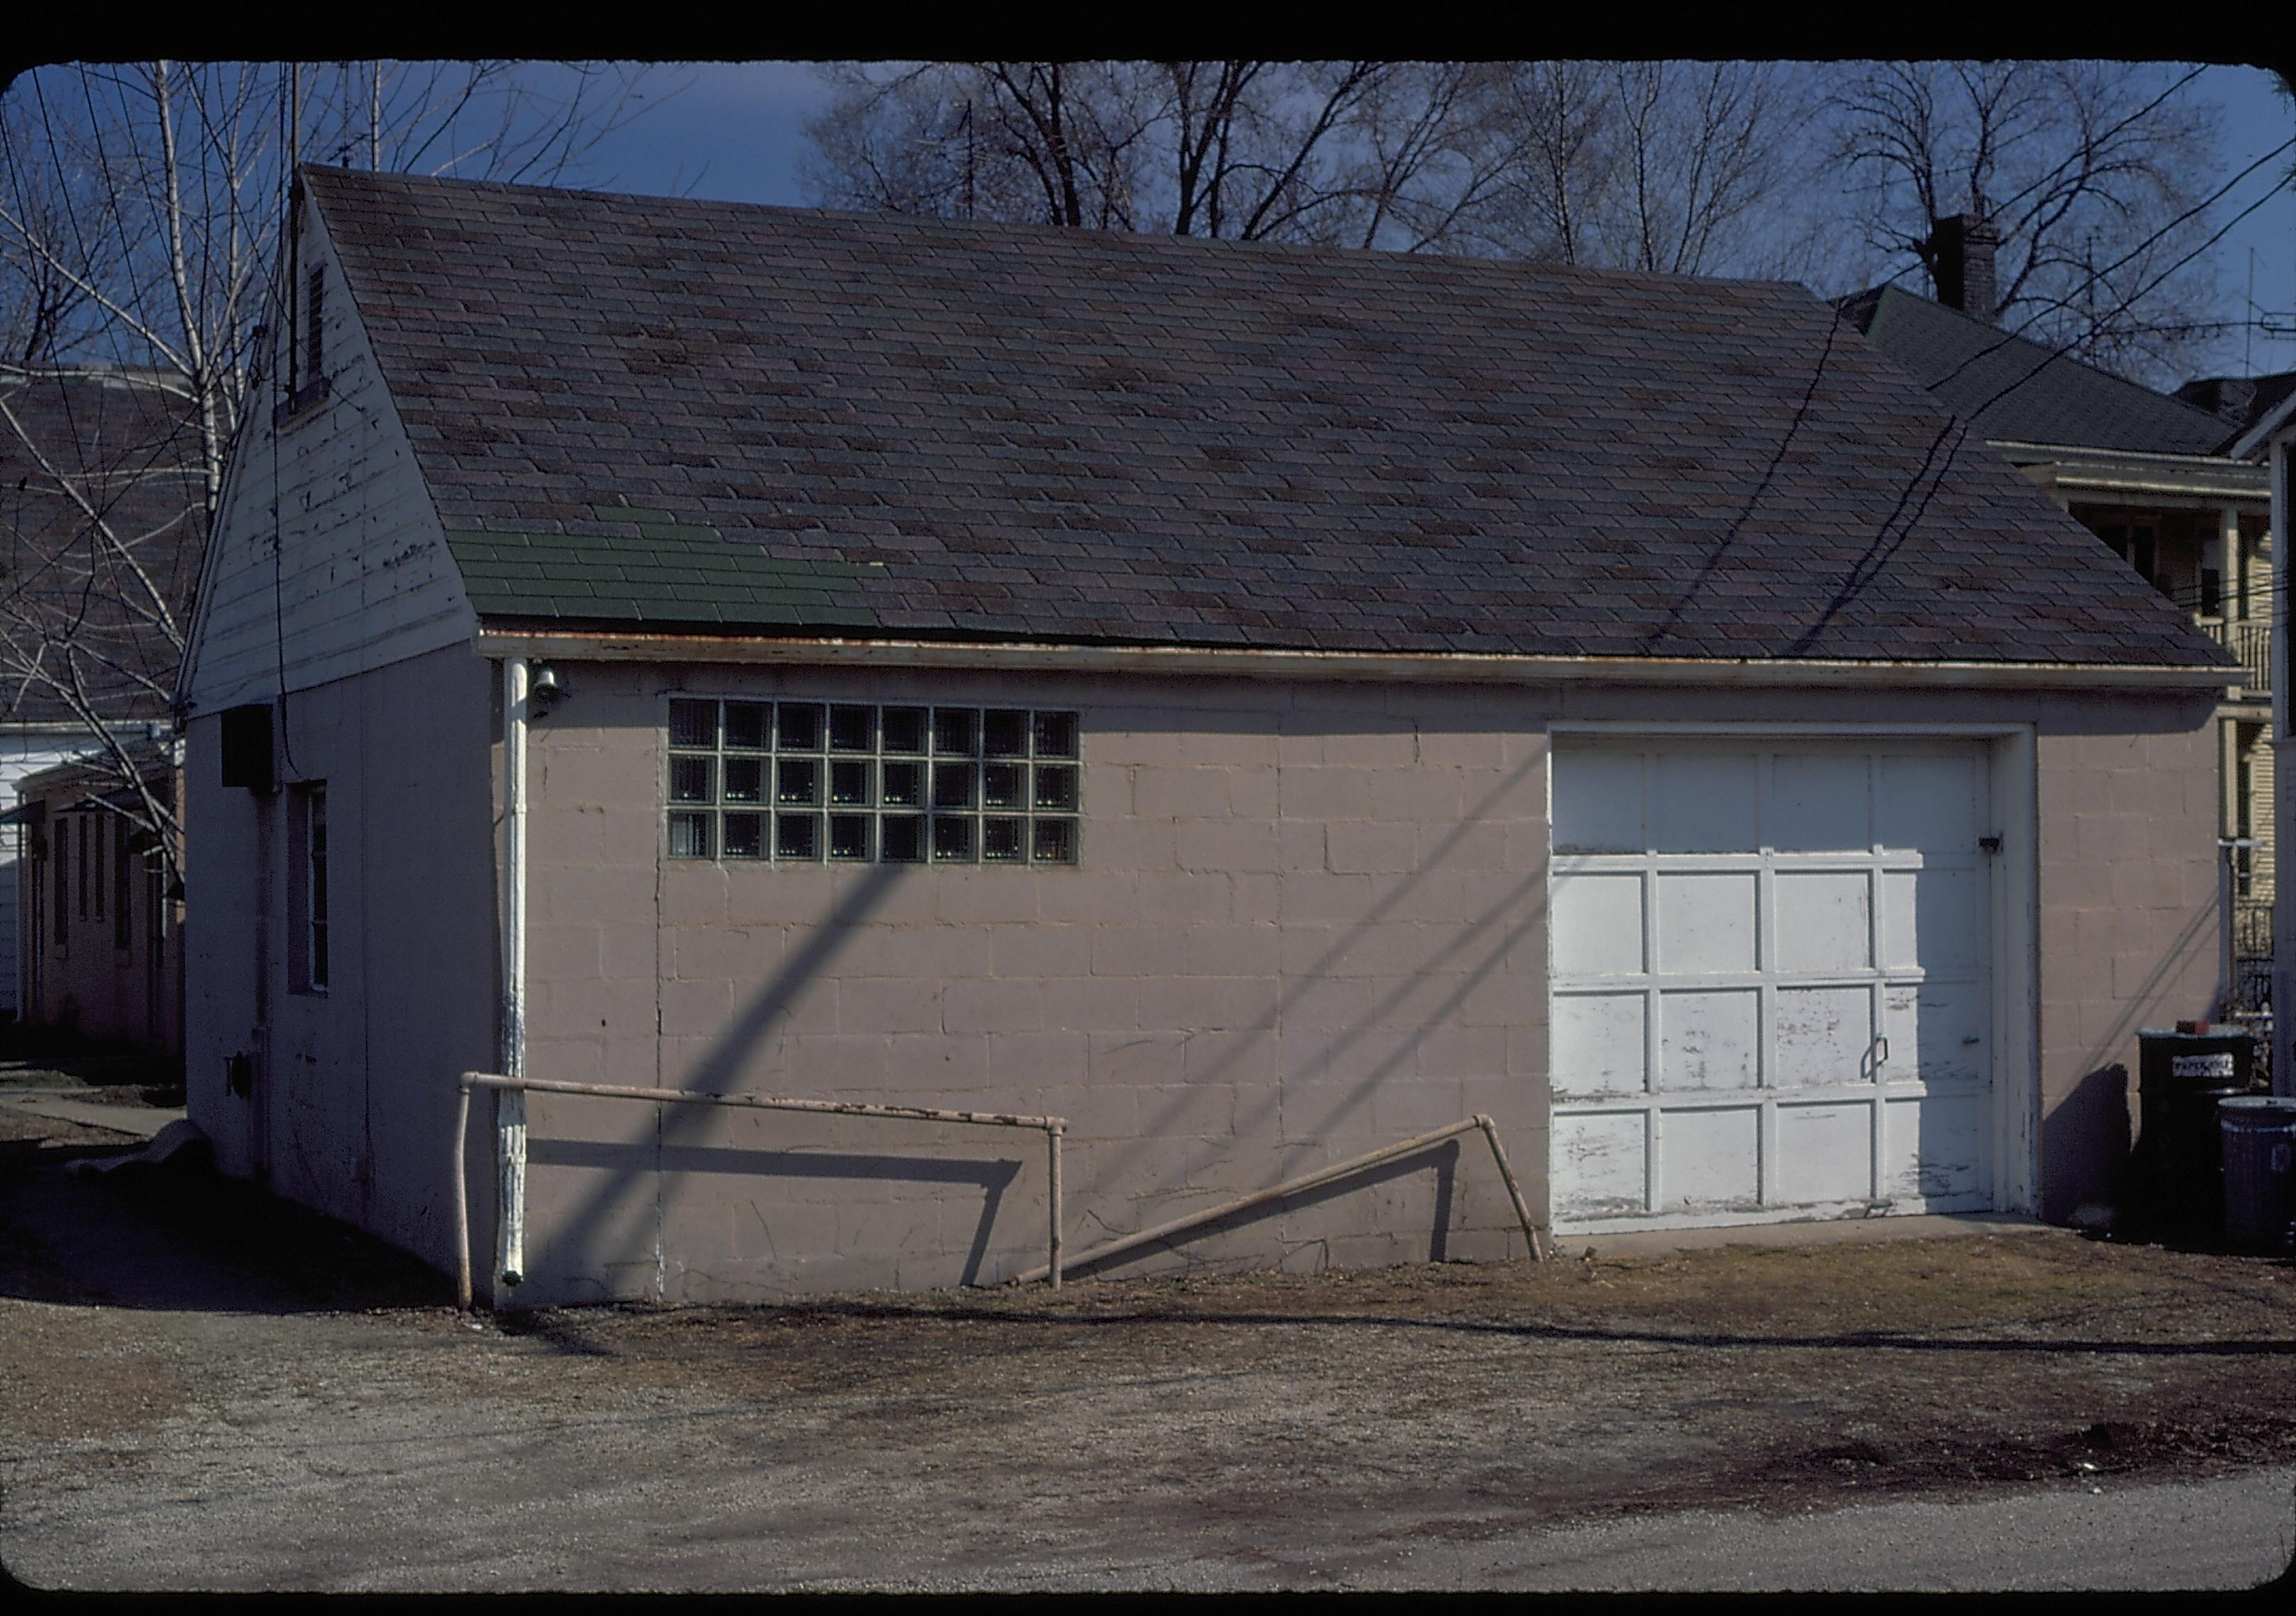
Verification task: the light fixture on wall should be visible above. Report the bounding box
[529,663,566,712]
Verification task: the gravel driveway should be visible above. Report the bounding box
[3,1106,2292,1590]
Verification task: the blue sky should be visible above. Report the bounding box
[561,61,2296,380]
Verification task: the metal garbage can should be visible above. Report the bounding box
[2137,1028,2256,1238]
[2219,1096,2296,1257]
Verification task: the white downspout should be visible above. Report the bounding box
[496,657,529,1287]
[2272,436,2292,1096]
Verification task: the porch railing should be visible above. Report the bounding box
[2203,619,2271,696]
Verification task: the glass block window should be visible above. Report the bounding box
[666,699,1080,865]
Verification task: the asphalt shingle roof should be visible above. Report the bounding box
[0,368,205,724]
[306,166,2229,670]
[1843,285,2239,459]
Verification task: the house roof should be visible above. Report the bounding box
[1841,285,2239,459]
[303,166,2229,671]
[2177,371,2296,445]
[0,367,205,724]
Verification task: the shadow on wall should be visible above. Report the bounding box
[510,859,925,1301]
[529,1138,1022,1288]
[1061,1136,1463,1281]
[502,733,1545,1303]
[2042,1062,2132,1223]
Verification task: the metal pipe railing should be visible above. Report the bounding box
[1010,1113,1546,1285]
[453,1072,1067,1308]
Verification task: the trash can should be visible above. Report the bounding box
[2219,1096,2296,1257]
[2137,1028,2256,1238]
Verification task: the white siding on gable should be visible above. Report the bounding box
[179,198,475,715]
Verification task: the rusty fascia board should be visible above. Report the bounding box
[1989,441,2270,505]
[473,627,2239,695]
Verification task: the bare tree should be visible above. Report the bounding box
[0,60,663,880]
[802,62,1528,254]
[1827,60,2226,381]
[1478,62,1815,276]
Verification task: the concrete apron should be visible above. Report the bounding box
[0,1089,187,1140]
[1568,1211,2057,1259]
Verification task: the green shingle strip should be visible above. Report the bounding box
[446,527,887,630]
[465,592,884,631]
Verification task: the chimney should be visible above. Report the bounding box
[1932,213,2000,322]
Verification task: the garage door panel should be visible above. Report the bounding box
[1883,1094,1986,1204]
[1664,1107,1762,1209]
[1774,1103,1875,1203]
[1552,992,1647,1098]
[1882,981,1990,1087]
[1553,1111,1649,1217]
[1876,753,1981,852]
[1658,989,1760,1091]
[1553,873,1644,975]
[1882,867,1989,973]
[1655,872,1757,973]
[1769,753,1871,852]
[1774,870,1872,972]
[1552,750,1645,853]
[1774,986,1874,1087]
[1654,751,1757,853]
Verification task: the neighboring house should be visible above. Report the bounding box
[2228,388,2296,1094]
[0,366,203,1027]
[5,742,183,1054]
[1842,235,2275,1009]
[179,167,2236,1307]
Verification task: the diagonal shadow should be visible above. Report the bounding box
[1063,1138,1463,1280]
[511,860,920,1304]
[1105,745,1548,1205]
[531,1138,1020,1289]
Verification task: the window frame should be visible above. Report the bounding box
[288,782,329,993]
[662,695,1082,869]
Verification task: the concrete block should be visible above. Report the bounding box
[828,978,939,1036]
[989,924,1096,980]
[1316,726,1418,770]
[941,977,1044,1034]
[1132,766,1233,820]
[1131,872,1234,926]
[1089,1030,1190,1088]
[1327,822,1419,875]
[984,1028,1091,1091]
[934,875,1040,926]
[1139,975,1280,1035]
[1176,819,1279,875]
[660,975,734,1037]
[1042,977,1141,1032]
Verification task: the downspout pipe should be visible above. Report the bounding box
[2273,434,2292,1096]
[495,657,530,1290]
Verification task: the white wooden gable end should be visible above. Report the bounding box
[178,193,476,717]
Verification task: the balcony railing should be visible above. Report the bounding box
[2202,619,2271,697]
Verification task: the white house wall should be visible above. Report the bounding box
[178,196,475,717]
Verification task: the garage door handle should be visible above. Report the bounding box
[1870,1036,1889,1069]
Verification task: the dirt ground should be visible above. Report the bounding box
[2,1102,2293,1590]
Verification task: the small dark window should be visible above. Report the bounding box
[77,813,89,921]
[290,783,329,992]
[305,266,327,386]
[53,818,67,943]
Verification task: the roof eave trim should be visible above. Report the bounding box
[471,627,2238,694]
[2230,392,2296,460]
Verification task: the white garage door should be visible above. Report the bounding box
[1549,741,1996,1230]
